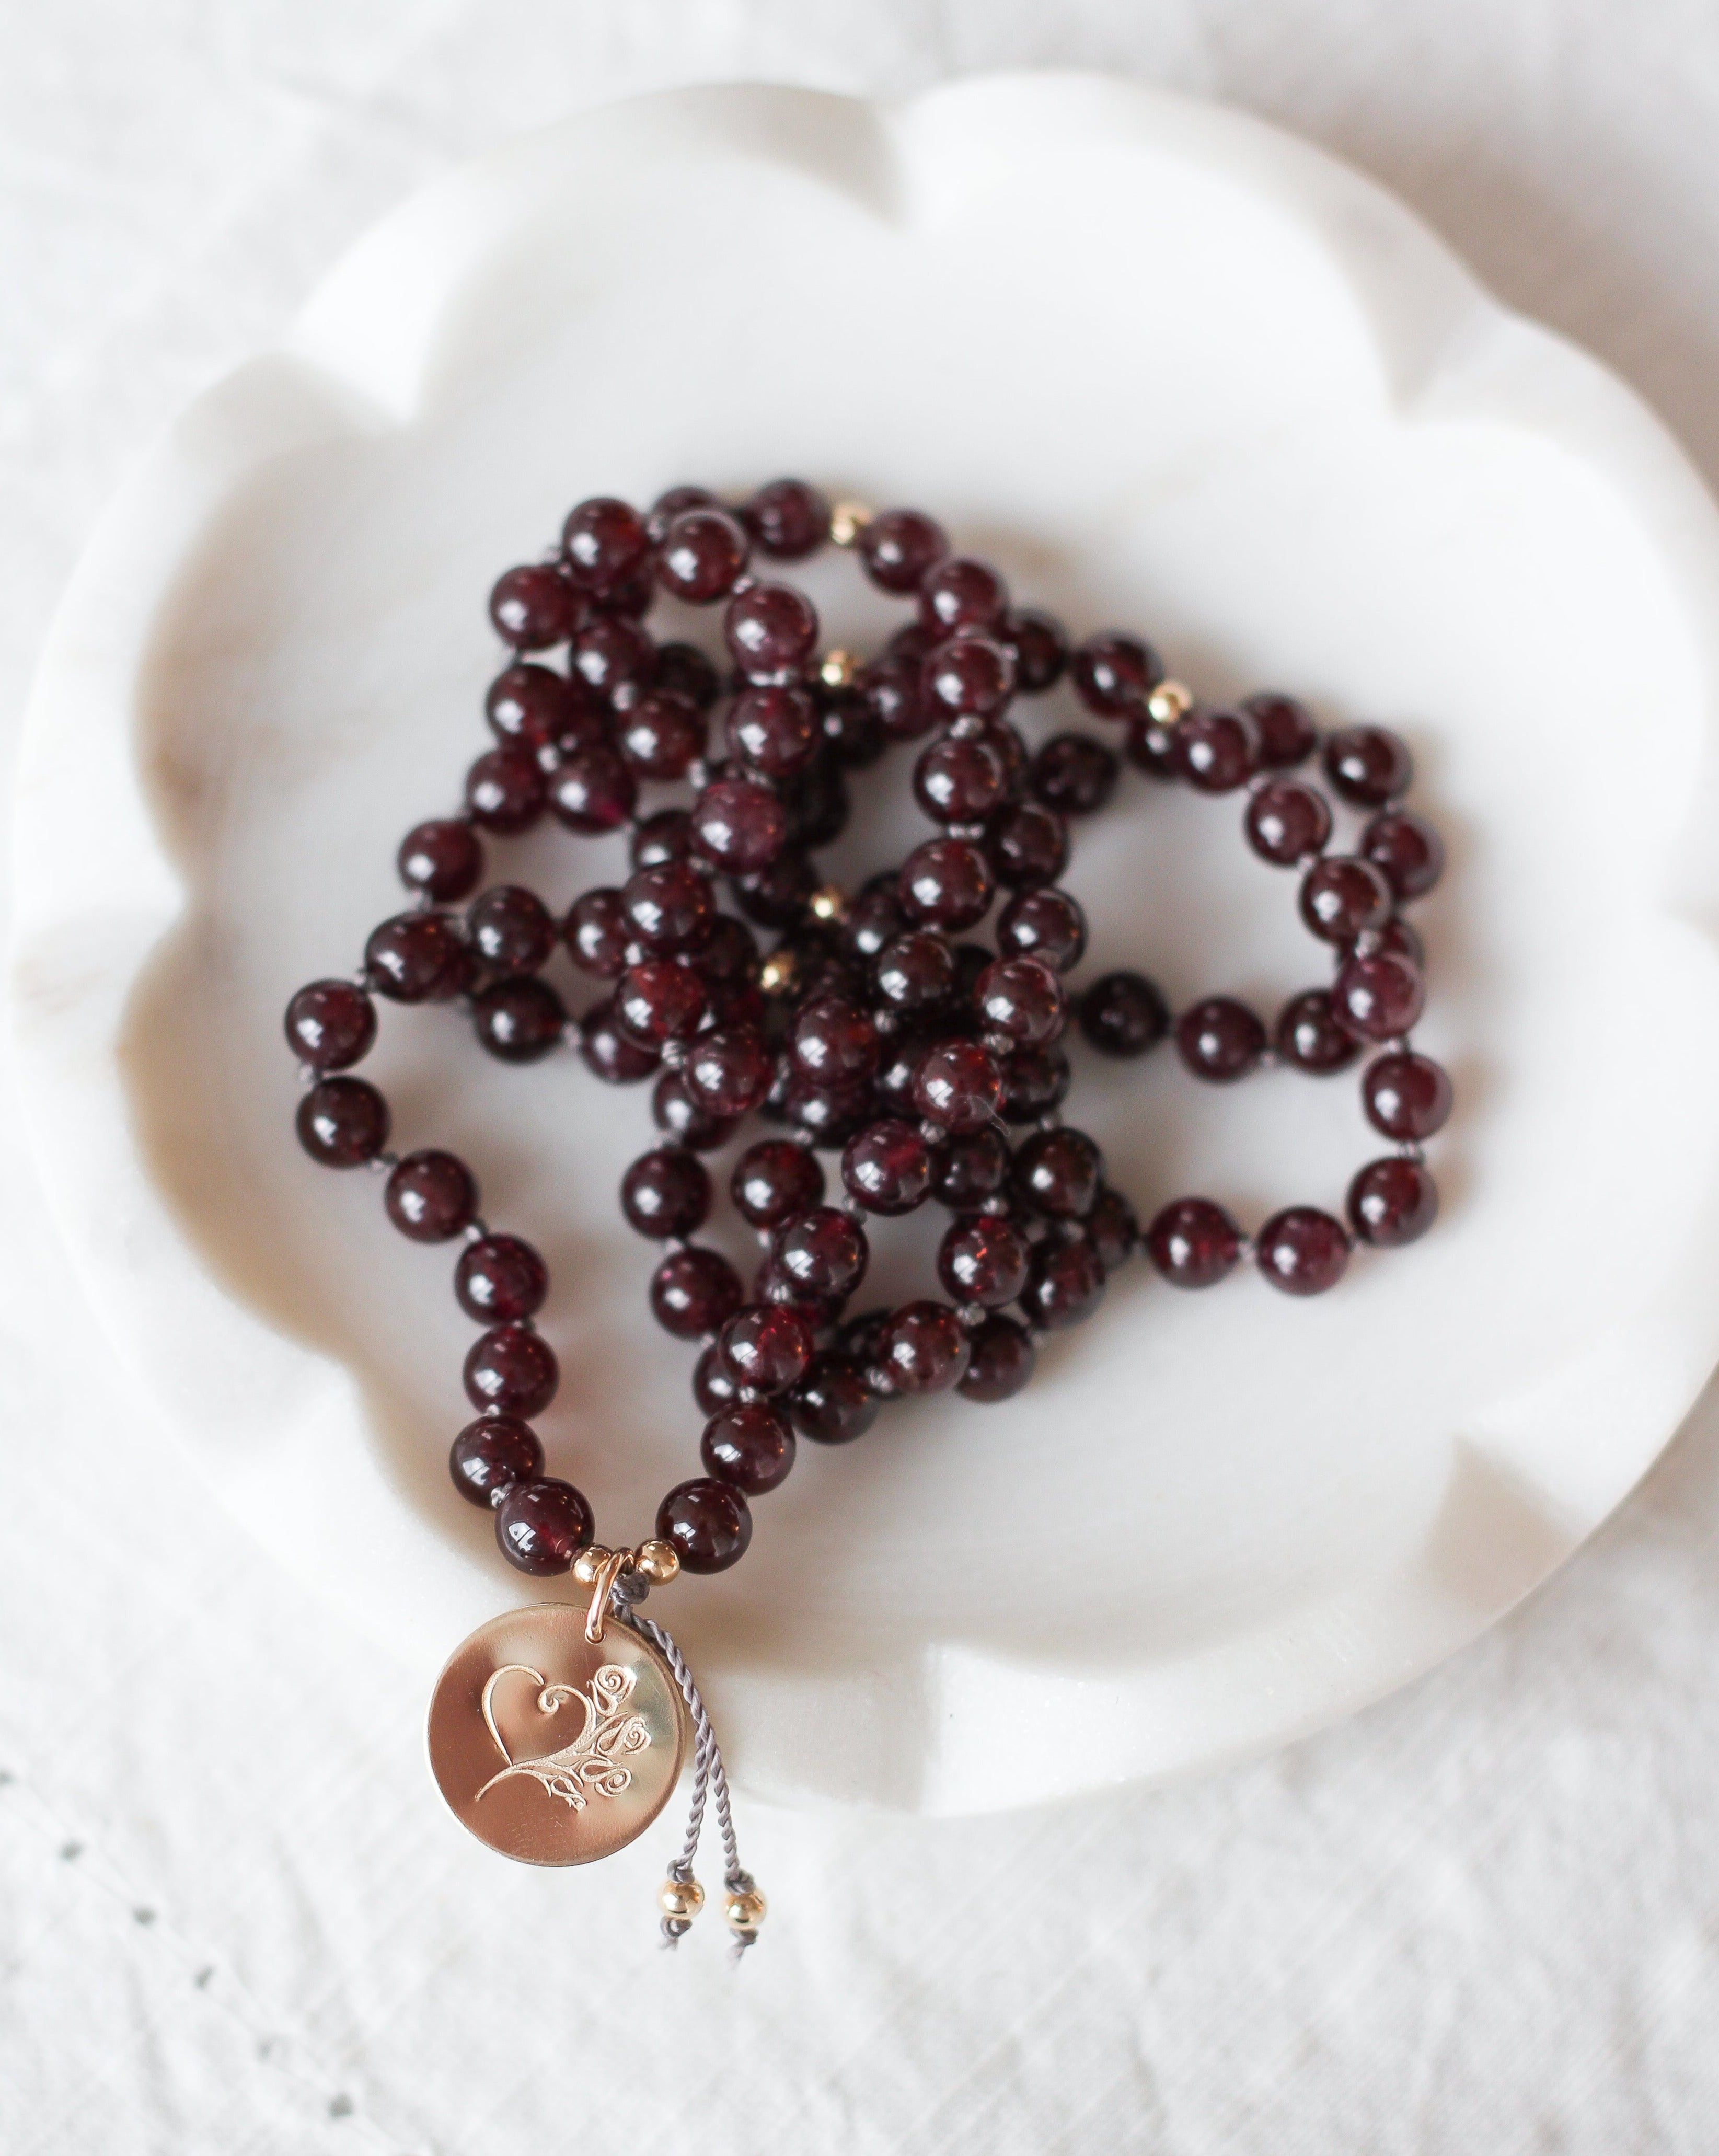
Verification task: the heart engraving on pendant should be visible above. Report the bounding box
[475,1661,652,1811]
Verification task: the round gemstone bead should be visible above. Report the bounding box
[1085,1185,1139,1273]
[1169,705,1257,792]
[728,685,819,779]
[938,1215,1030,1306]
[1368,916,1427,970]
[365,912,467,1003]
[495,1477,593,1575]
[914,731,1011,826]
[1299,857,1394,944]
[1348,1158,1439,1247]
[1256,1207,1350,1294]
[718,1304,814,1396]
[1323,725,1412,806]
[787,1353,878,1443]
[1276,988,1362,1074]
[564,888,631,978]
[449,1414,543,1508]
[617,691,706,782]
[694,1343,741,1416]
[1020,1238,1105,1329]
[296,1077,389,1167]
[912,1039,1003,1134]
[1006,608,1068,695]
[549,747,637,834]
[684,1025,774,1117]
[571,615,657,700]
[465,745,546,835]
[742,478,829,560]
[692,777,788,874]
[653,1068,738,1151]
[1071,632,1161,717]
[858,656,933,743]
[877,1301,971,1393]
[733,850,816,929]
[1031,732,1117,816]
[284,979,376,1072]
[919,557,1009,638]
[1241,691,1319,769]
[472,976,567,1063]
[858,507,947,591]
[873,931,955,1015]
[655,640,722,709]
[465,1323,559,1417]
[923,635,1016,720]
[1079,971,1170,1057]
[1123,715,1176,781]
[489,563,579,649]
[1363,1051,1453,1140]
[468,885,557,975]
[561,495,651,592]
[975,956,1065,1047]
[1013,1127,1103,1218]
[899,838,993,933]
[1000,1044,1070,1124]
[657,507,751,603]
[1145,1198,1241,1287]
[996,887,1087,974]
[647,484,718,542]
[780,1075,880,1156]
[701,1403,796,1494]
[930,1127,1009,1209]
[620,1148,712,1239]
[656,1478,752,1573]
[576,999,660,1085]
[731,1140,825,1228]
[398,818,484,903]
[725,582,819,682]
[1175,996,1266,1082]
[773,1207,869,1301]
[1333,951,1424,1042]
[455,1235,548,1323]
[986,804,1069,891]
[616,960,708,1047]
[385,1150,477,1242]
[958,1315,1036,1401]
[649,1247,744,1338]
[1361,809,1445,901]
[620,862,712,957]
[841,1119,932,1216]
[791,997,878,1086]
[1245,779,1332,866]
[486,662,583,749]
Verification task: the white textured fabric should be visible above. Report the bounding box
[5,7,1719,2151]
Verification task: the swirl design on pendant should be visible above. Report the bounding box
[475,1661,651,1810]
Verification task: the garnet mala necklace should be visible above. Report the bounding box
[283,480,1451,1951]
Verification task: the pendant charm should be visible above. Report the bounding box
[426,1599,688,1866]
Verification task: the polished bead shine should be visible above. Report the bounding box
[465,1323,559,1417]
[296,1077,389,1167]
[657,1477,753,1573]
[284,980,376,1071]
[1145,1198,1241,1288]
[620,1148,712,1239]
[701,1402,797,1494]
[495,1477,594,1575]
[1256,1208,1350,1295]
[1362,1052,1453,1140]
[1348,1157,1439,1246]
[449,1415,543,1508]
[1175,996,1266,1082]
[1080,971,1170,1058]
[455,1235,548,1323]
[385,1150,478,1242]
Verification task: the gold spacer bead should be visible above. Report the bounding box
[808,884,849,925]
[1146,679,1193,725]
[660,1874,705,1922]
[571,1544,615,1587]
[759,950,799,996]
[632,1538,681,1587]
[724,1885,767,1933]
[818,649,859,691]
[829,501,872,548]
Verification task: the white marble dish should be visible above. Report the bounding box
[14,74,1719,1817]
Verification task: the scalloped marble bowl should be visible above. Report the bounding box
[14,75,1719,1816]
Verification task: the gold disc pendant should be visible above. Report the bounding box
[426,1602,688,1866]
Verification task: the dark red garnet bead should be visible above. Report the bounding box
[465,1323,559,1418]
[858,507,947,592]
[1000,1044,1070,1125]
[1333,951,1424,1042]
[701,1402,796,1494]
[486,662,584,748]
[489,563,579,650]
[564,888,631,978]
[647,485,718,542]
[1079,971,1169,1058]
[1361,809,1445,901]
[788,1353,879,1444]
[1176,996,1266,1082]
[770,1206,868,1304]
[468,885,556,975]
[473,976,567,1063]
[1006,609,1068,695]
[618,691,707,782]
[987,804,1069,891]
[743,478,829,560]
[1170,706,1257,792]
[692,777,788,874]
[877,1301,971,1393]
[449,1415,544,1508]
[731,1139,825,1228]
[938,1216,1030,1307]
[930,1127,1010,1210]
[620,862,712,957]
[465,746,546,835]
[958,1315,1037,1402]
[1245,779,1332,867]
[561,496,651,592]
[616,960,708,1047]
[791,997,879,1086]
[496,1477,594,1575]
[549,747,637,835]
[1275,988,1362,1075]
[684,1025,774,1117]
[728,685,820,780]
[657,1477,753,1574]
[1021,1238,1105,1330]
[455,1234,548,1324]
[718,1304,814,1396]
[398,818,484,903]
[284,980,376,1071]
[365,912,467,1003]
[571,615,657,700]
[1071,632,1161,717]
[657,507,751,603]
[655,640,721,710]
[873,931,955,1015]
[899,838,994,933]
[648,1246,743,1340]
[1013,1127,1103,1218]
[1323,725,1412,806]
[923,635,1016,721]
[1086,1185,1139,1274]
[1348,1158,1439,1247]
[858,656,933,744]
[694,1344,740,1416]
[919,557,1009,639]
[1031,732,1117,816]
[385,1150,478,1242]
[620,1148,712,1240]
[577,999,660,1086]
[725,582,820,683]
[914,731,1011,826]
[912,1039,1003,1134]
[842,1118,932,1216]
[1299,857,1394,944]
[1363,1051,1453,1140]
[648,1071,733,1155]
[997,888,1087,975]
[1146,1198,1241,1288]
[1241,691,1318,769]
[296,1077,389,1167]
[1256,1208,1350,1296]
[975,956,1065,1047]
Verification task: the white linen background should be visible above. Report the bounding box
[5,4,1719,2150]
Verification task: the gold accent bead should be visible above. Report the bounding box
[660,1874,705,1922]
[571,1544,614,1587]
[759,951,799,997]
[807,884,849,925]
[817,649,859,691]
[633,1538,681,1587]
[829,501,872,548]
[1146,679,1193,725]
[724,1885,767,1934]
